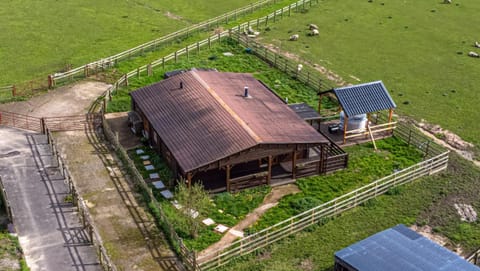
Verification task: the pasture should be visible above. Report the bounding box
[254,0,480,151]
[0,0,267,86]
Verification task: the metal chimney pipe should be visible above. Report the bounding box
[244,86,249,98]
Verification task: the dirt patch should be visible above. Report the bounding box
[0,257,20,270]
[411,225,464,255]
[164,11,183,21]
[197,184,300,262]
[55,129,180,270]
[0,81,110,117]
[264,43,351,87]
[453,203,477,222]
[105,112,142,150]
[413,119,480,167]
[299,258,315,271]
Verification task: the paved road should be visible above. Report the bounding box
[0,127,101,271]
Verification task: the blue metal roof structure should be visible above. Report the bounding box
[335,224,480,271]
[333,81,396,117]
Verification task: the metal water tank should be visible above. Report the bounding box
[339,111,367,132]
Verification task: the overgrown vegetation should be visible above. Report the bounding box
[0,230,29,271]
[220,154,480,271]
[128,144,271,251]
[251,136,424,230]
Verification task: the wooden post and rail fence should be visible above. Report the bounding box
[467,248,480,266]
[0,0,321,100]
[101,117,198,271]
[0,176,13,223]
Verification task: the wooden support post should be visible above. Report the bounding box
[388,108,394,134]
[317,94,322,113]
[187,172,192,189]
[84,65,89,77]
[292,151,297,179]
[318,144,325,174]
[136,68,140,78]
[197,42,200,54]
[288,5,291,16]
[186,46,189,59]
[208,37,211,49]
[365,113,371,138]
[40,118,46,134]
[343,116,348,144]
[162,57,165,69]
[174,51,178,63]
[11,85,16,96]
[226,165,231,192]
[368,126,377,150]
[267,156,272,185]
[256,18,260,28]
[273,11,276,22]
[124,74,128,86]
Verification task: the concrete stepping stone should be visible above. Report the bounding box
[152,180,165,190]
[202,218,215,226]
[140,155,150,160]
[145,165,155,171]
[186,208,199,219]
[172,200,183,210]
[214,224,229,233]
[229,229,244,238]
[149,173,160,179]
[160,190,173,199]
[136,149,145,155]
[142,160,151,165]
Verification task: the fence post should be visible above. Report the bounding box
[12,85,16,96]
[174,51,178,63]
[124,74,128,87]
[186,46,189,59]
[288,5,291,16]
[147,64,153,76]
[407,129,412,146]
[48,75,54,89]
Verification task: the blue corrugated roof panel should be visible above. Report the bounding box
[335,224,480,271]
[333,81,396,117]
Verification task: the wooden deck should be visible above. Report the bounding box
[316,120,394,147]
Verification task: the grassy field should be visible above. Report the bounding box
[0,0,277,86]
[251,0,480,151]
[220,154,480,271]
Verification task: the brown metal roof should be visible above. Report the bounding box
[130,70,328,173]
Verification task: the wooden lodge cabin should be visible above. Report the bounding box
[130,69,348,192]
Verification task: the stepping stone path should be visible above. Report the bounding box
[149,173,160,179]
[135,149,231,236]
[202,218,215,226]
[160,190,174,199]
[214,224,229,233]
[152,180,165,190]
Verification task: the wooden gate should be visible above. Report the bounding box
[0,111,42,132]
[44,113,102,131]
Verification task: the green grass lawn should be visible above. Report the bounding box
[0,0,283,86]
[0,226,29,271]
[250,136,424,231]
[220,153,480,271]
[250,0,480,151]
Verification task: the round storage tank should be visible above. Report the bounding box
[339,111,367,132]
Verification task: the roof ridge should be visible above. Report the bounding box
[190,70,262,143]
[335,80,383,90]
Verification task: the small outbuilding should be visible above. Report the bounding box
[319,81,397,145]
[334,224,480,271]
[130,69,347,192]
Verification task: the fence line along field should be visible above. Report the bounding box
[0,0,281,87]
[252,0,480,153]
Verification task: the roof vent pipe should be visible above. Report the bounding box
[180,81,183,89]
[244,86,250,98]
